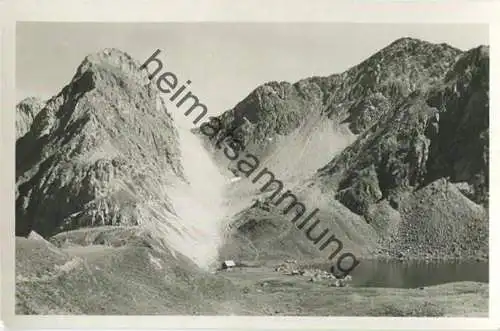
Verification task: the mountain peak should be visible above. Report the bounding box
[16,47,185,238]
[385,36,458,51]
[389,36,424,45]
[79,48,138,70]
[72,48,149,88]
[378,36,461,57]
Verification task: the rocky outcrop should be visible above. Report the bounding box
[16,97,44,139]
[16,48,184,238]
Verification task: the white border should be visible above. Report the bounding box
[1,0,499,330]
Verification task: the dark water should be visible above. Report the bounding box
[314,260,488,288]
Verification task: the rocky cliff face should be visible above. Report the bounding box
[16,49,184,238]
[426,46,489,206]
[16,97,45,139]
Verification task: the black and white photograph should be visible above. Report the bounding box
[1,2,499,329]
[11,21,490,317]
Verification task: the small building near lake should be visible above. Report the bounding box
[222,260,236,270]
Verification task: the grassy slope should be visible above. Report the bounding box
[16,231,243,315]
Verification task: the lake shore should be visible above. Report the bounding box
[219,267,488,316]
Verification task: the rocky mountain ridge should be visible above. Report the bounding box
[202,38,462,155]
[211,38,488,262]
[16,48,184,240]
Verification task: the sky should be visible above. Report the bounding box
[16,22,488,116]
